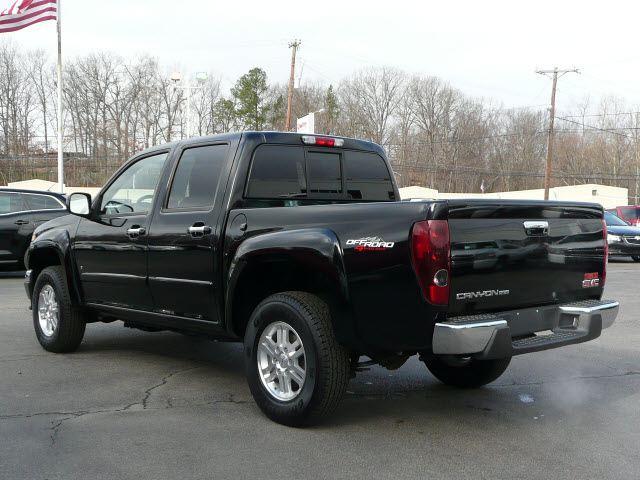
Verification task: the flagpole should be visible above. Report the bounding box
[56,0,63,193]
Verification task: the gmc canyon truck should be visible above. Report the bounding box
[24,131,619,426]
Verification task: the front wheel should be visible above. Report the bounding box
[32,266,86,353]
[422,355,511,388]
[632,255,640,262]
[244,291,350,426]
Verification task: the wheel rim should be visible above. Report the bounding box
[38,284,59,337]
[257,321,306,401]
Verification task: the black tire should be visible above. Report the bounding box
[32,266,86,353]
[632,255,640,262]
[244,291,350,426]
[422,355,511,388]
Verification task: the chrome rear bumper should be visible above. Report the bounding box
[559,300,618,330]
[432,299,619,357]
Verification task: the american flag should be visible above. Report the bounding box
[0,0,57,33]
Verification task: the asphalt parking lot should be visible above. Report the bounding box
[1,262,639,480]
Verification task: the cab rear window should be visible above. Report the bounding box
[345,151,394,201]
[246,145,395,201]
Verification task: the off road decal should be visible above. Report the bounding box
[346,237,395,252]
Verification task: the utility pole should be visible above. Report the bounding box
[285,40,301,131]
[536,67,579,199]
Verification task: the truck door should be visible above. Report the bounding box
[146,143,229,322]
[73,151,168,310]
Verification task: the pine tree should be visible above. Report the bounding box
[325,85,339,134]
[231,68,269,130]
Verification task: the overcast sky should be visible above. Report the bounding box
[5,0,640,113]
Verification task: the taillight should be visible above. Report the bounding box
[301,135,344,147]
[601,218,608,287]
[411,220,450,305]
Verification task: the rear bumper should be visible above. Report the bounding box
[432,299,618,358]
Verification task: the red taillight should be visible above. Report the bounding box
[602,218,608,287]
[301,135,344,147]
[411,220,451,305]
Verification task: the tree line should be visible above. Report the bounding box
[1,41,639,199]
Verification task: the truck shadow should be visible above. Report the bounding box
[76,324,640,429]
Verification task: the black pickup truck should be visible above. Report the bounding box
[24,131,618,425]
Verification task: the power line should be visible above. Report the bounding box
[536,67,580,199]
[556,116,631,138]
[560,111,640,119]
[285,39,301,131]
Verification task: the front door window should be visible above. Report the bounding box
[100,153,168,215]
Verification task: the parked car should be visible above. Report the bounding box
[604,211,640,261]
[24,132,619,426]
[606,205,640,226]
[0,188,66,269]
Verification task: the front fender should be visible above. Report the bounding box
[26,223,82,306]
[226,228,353,340]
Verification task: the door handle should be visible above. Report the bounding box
[14,219,29,225]
[523,221,549,236]
[126,226,146,239]
[188,225,212,237]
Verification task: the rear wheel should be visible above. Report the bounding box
[632,255,640,262]
[244,291,350,426]
[32,266,86,353]
[422,355,511,388]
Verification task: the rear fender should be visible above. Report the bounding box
[225,228,354,344]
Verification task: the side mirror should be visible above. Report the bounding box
[67,192,92,217]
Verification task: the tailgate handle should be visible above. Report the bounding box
[523,221,549,236]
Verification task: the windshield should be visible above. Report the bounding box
[605,212,629,226]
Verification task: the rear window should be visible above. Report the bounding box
[345,151,394,201]
[246,145,394,201]
[246,145,306,198]
[619,207,640,219]
[307,152,341,194]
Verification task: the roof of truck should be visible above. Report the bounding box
[135,131,385,158]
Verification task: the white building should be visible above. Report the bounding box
[2,179,101,197]
[399,183,628,209]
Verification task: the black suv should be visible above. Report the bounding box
[0,188,66,269]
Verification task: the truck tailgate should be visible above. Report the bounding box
[446,201,606,315]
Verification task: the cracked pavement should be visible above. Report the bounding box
[1,263,639,479]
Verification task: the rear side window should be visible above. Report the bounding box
[167,144,227,209]
[25,194,63,210]
[246,145,306,198]
[345,151,395,201]
[0,192,27,214]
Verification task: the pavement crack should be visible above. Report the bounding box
[49,415,77,447]
[128,366,201,411]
